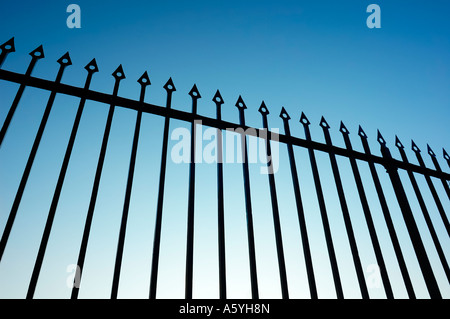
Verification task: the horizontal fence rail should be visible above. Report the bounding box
[0,38,449,299]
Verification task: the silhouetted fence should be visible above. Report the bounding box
[0,38,449,299]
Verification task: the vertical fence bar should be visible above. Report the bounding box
[0,49,69,263]
[213,90,227,299]
[411,141,450,236]
[379,133,442,299]
[27,57,98,299]
[0,45,44,148]
[320,118,369,299]
[71,65,125,299]
[339,122,393,299]
[235,96,259,299]
[357,128,415,299]
[395,137,450,283]
[149,78,176,299]
[110,71,150,299]
[0,37,15,69]
[185,84,201,299]
[258,102,289,299]
[427,145,450,200]
[279,108,317,299]
[300,112,343,299]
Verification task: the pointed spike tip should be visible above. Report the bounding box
[339,121,349,135]
[163,77,176,91]
[411,140,421,153]
[358,126,367,139]
[212,90,224,105]
[188,84,201,99]
[319,116,330,129]
[112,64,126,79]
[235,95,247,109]
[395,135,404,149]
[443,148,450,161]
[258,101,269,115]
[57,52,72,66]
[1,37,15,52]
[377,130,386,145]
[299,112,310,125]
[29,45,44,59]
[137,71,151,86]
[427,144,436,157]
[84,58,99,73]
[279,107,291,120]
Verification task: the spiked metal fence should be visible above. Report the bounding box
[0,38,449,299]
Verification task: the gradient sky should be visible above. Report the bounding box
[0,0,449,299]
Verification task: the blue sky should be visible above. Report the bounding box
[0,0,449,298]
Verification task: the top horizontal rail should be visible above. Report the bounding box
[0,68,448,181]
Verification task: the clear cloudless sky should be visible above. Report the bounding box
[0,0,449,299]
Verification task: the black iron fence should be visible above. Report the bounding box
[0,38,449,299]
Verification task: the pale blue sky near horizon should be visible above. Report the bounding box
[0,0,449,299]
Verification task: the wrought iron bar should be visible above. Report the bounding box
[0,45,44,147]
[71,65,125,299]
[27,57,98,299]
[0,50,69,263]
[279,107,317,299]
[258,102,289,299]
[427,145,450,200]
[236,96,259,299]
[320,118,369,299]
[213,90,227,299]
[300,112,344,299]
[149,77,176,299]
[185,84,201,299]
[111,71,150,299]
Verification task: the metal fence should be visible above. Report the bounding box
[0,38,449,299]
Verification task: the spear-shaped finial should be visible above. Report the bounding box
[29,45,45,59]
[112,64,126,80]
[395,135,404,149]
[189,84,201,99]
[339,121,349,135]
[427,144,436,157]
[212,90,224,106]
[319,116,330,129]
[258,101,269,116]
[411,140,421,153]
[57,52,72,67]
[163,77,176,92]
[279,107,290,121]
[358,126,367,139]
[444,149,450,161]
[137,71,151,87]
[300,112,310,126]
[235,95,247,110]
[377,130,386,146]
[0,37,16,68]
[84,58,99,73]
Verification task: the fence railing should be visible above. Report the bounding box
[0,37,449,299]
